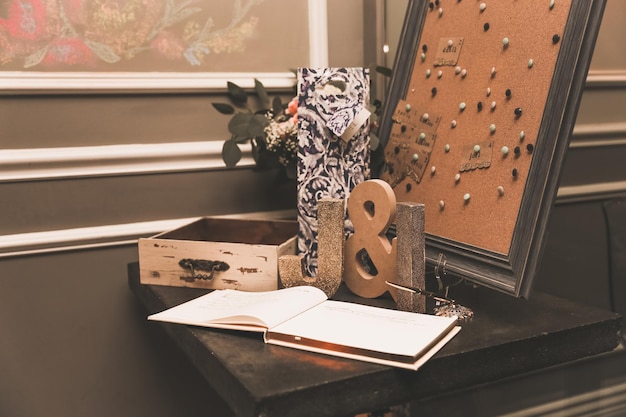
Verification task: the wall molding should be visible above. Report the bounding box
[308,0,329,67]
[3,121,625,183]
[0,68,619,95]
[1,180,624,255]
[557,180,626,204]
[0,72,297,94]
[0,210,296,258]
[586,69,626,89]
[557,122,626,203]
[571,121,626,148]
[0,141,254,183]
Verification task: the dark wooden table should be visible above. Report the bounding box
[128,262,621,417]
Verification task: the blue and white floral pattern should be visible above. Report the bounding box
[297,68,370,276]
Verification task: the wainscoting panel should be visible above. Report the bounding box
[0,168,296,237]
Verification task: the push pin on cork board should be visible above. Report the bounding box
[376,0,607,298]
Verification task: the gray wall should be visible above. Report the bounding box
[535,1,626,311]
[0,2,364,417]
[1,1,625,416]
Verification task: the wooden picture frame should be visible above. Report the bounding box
[377,0,606,297]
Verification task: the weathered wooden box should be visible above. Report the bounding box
[138,218,298,291]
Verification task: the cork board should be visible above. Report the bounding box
[378,0,606,297]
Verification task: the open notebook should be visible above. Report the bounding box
[148,285,460,371]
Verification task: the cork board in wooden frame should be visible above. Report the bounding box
[377,0,606,297]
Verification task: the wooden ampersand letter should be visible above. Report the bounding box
[344,179,398,298]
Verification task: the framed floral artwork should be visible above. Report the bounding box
[0,0,326,92]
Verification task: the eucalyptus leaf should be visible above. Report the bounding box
[222,140,242,167]
[254,79,270,109]
[212,102,235,115]
[228,112,254,137]
[227,81,248,105]
[234,135,251,144]
[248,114,269,137]
[375,66,393,77]
[272,96,283,116]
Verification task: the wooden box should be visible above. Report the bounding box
[138,218,298,291]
